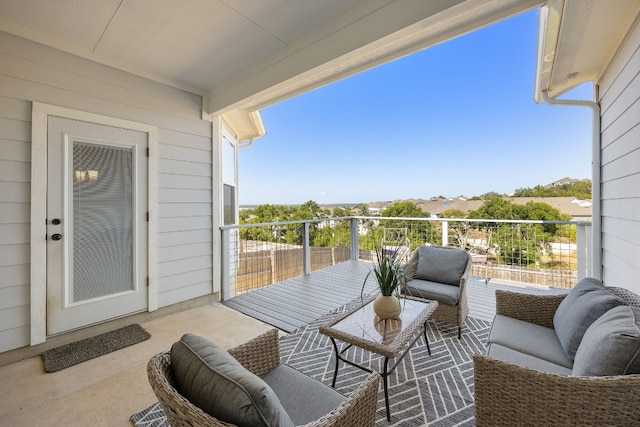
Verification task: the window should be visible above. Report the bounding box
[223,184,235,225]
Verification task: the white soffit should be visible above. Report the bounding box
[535,0,640,102]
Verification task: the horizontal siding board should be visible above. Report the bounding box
[159,144,211,164]
[158,281,212,308]
[0,305,29,330]
[160,128,212,151]
[602,247,640,293]
[0,49,204,125]
[159,158,211,177]
[0,95,31,120]
[601,175,640,199]
[0,244,29,267]
[158,269,212,293]
[601,123,640,165]
[601,97,640,149]
[601,198,640,221]
[600,50,640,128]
[0,160,30,182]
[0,204,30,224]
[159,188,212,203]
[0,73,211,138]
[158,242,212,263]
[158,255,212,278]
[159,173,211,190]
[0,183,30,203]
[602,216,640,242]
[0,139,30,162]
[0,117,30,142]
[0,224,30,245]
[158,216,211,233]
[0,31,201,109]
[0,264,29,288]
[602,231,640,268]
[158,202,211,218]
[0,284,29,310]
[601,147,640,181]
[0,326,29,353]
[158,229,212,247]
[599,17,640,114]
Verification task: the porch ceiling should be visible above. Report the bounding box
[0,0,542,114]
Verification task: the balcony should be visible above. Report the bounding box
[2,216,586,426]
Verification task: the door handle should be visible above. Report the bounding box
[51,233,62,241]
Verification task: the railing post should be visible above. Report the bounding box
[576,223,592,280]
[350,217,359,260]
[221,228,231,300]
[442,220,449,246]
[303,221,311,275]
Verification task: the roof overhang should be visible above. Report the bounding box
[0,0,546,116]
[534,0,640,103]
[221,110,266,144]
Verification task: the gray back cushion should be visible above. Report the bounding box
[414,246,469,286]
[553,278,624,360]
[573,305,640,376]
[171,333,294,427]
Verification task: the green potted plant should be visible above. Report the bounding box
[363,244,412,319]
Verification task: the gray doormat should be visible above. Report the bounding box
[42,324,150,373]
[131,302,490,426]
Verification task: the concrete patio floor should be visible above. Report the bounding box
[0,303,274,427]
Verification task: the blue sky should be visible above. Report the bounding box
[238,10,593,206]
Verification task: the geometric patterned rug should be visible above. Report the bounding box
[131,301,491,426]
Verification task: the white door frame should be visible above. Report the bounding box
[30,102,158,345]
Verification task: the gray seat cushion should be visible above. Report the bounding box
[553,277,624,360]
[488,314,573,369]
[572,305,640,376]
[486,343,572,375]
[171,333,294,427]
[414,246,469,286]
[405,279,460,306]
[262,364,346,425]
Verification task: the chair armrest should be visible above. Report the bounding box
[474,355,640,426]
[228,329,281,377]
[495,290,567,328]
[302,372,379,427]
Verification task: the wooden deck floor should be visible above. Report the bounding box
[223,260,568,333]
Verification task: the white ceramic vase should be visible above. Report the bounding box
[373,294,401,319]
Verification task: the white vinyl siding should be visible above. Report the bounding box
[0,31,214,352]
[0,95,31,352]
[598,18,640,295]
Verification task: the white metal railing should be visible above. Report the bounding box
[220,216,591,299]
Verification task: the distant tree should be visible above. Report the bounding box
[479,191,505,199]
[381,201,425,218]
[380,201,431,249]
[512,180,591,199]
[467,198,570,266]
[439,209,466,219]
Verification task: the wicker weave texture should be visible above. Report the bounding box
[404,246,472,333]
[476,285,640,426]
[474,354,640,426]
[495,290,567,328]
[147,328,379,427]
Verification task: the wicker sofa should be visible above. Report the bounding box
[147,328,379,427]
[474,279,640,426]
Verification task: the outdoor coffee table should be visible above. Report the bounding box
[319,295,439,421]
